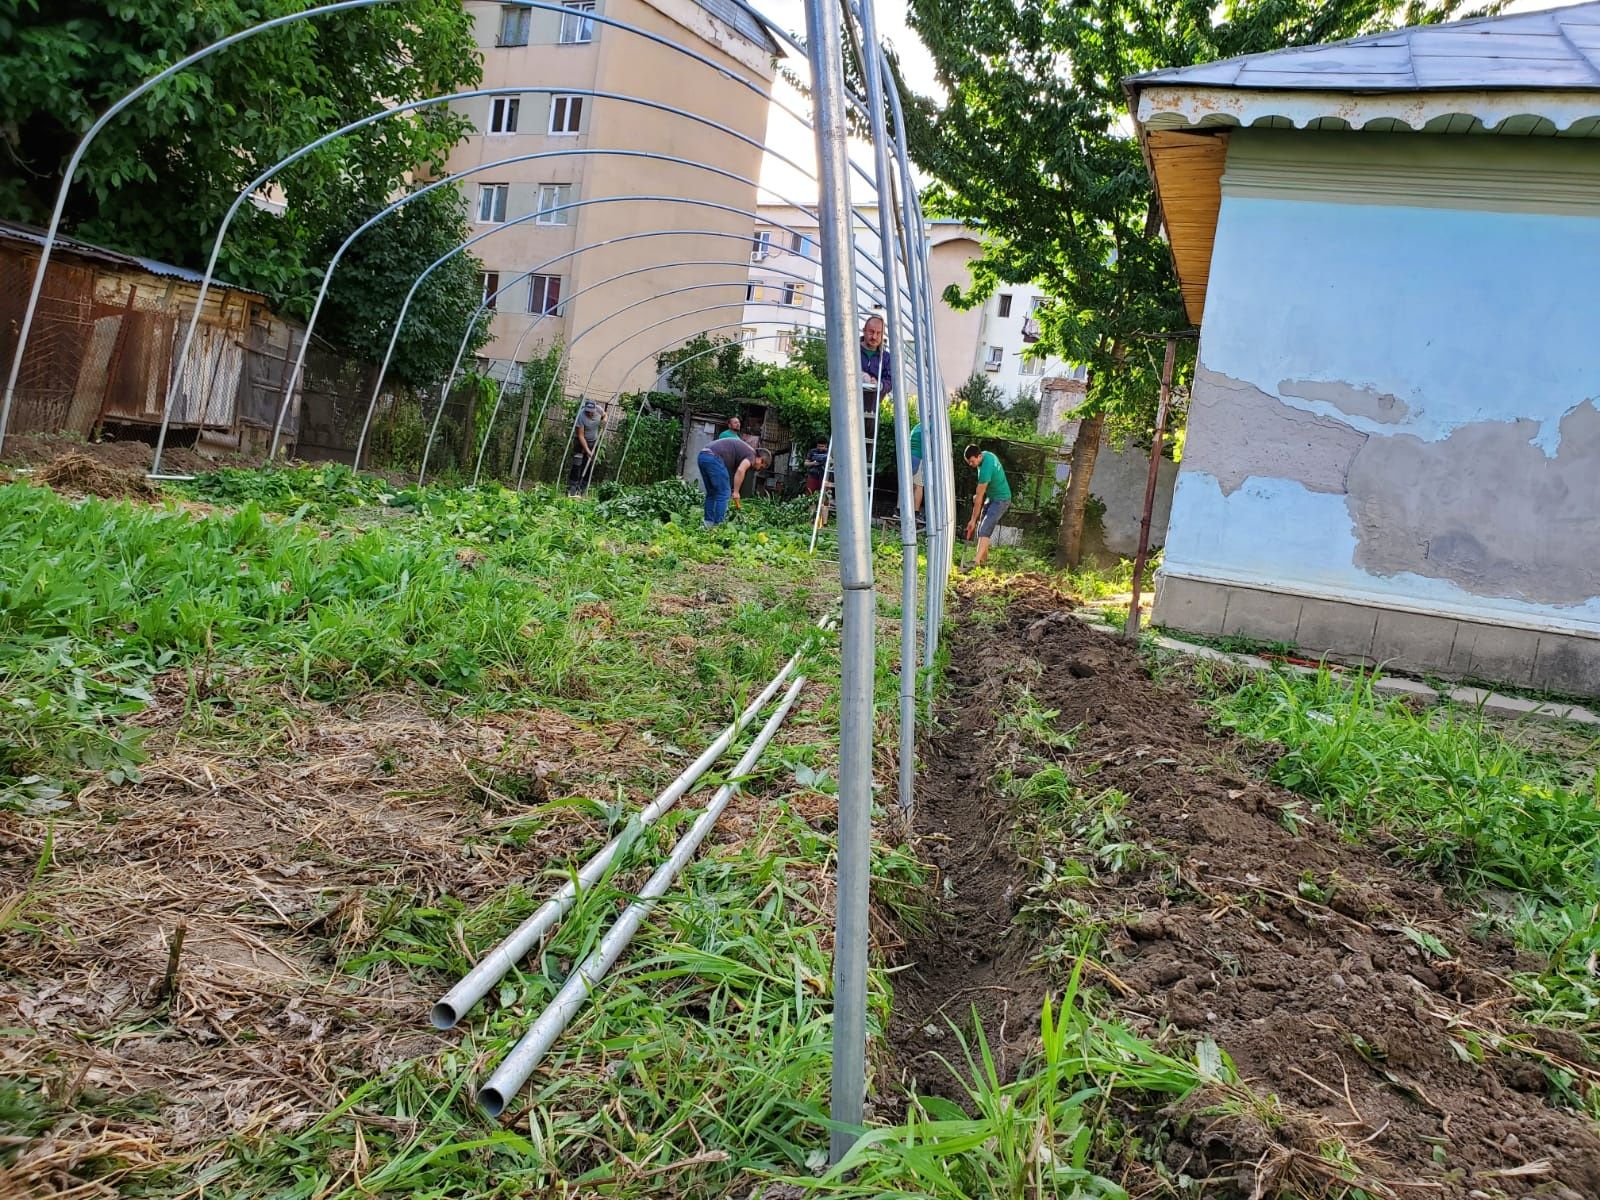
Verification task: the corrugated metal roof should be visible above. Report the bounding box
[1129,1,1600,94]
[691,0,780,54]
[0,219,266,297]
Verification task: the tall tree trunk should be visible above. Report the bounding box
[1056,410,1105,570]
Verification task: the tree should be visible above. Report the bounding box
[788,329,829,383]
[1009,386,1040,431]
[311,188,488,389]
[899,0,1489,567]
[952,372,1007,420]
[0,0,485,383]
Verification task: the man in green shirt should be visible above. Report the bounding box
[908,421,924,520]
[963,443,1012,567]
[717,416,742,440]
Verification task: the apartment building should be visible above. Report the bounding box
[451,0,777,398]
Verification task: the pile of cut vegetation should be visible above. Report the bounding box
[36,450,156,500]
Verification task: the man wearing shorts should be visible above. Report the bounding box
[963,443,1011,568]
[697,435,771,528]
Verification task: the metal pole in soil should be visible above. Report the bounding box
[857,0,916,815]
[1124,336,1177,642]
[805,0,874,1166]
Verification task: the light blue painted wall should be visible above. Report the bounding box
[1165,136,1600,635]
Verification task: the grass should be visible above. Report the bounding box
[784,969,1212,1200]
[0,476,819,803]
[2,465,1017,1199]
[1190,660,1600,1040]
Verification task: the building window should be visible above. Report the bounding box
[488,96,520,134]
[528,274,563,315]
[497,6,531,46]
[550,95,583,135]
[481,271,501,310]
[535,183,572,224]
[1020,355,1043,376]
[1030,295,1046,311]
[984,345,1002,371]
[745,282,758,303]
[783,282,803,306]
[476,183,508,223]
[997,293,1012,318]
[559,0,596,43]
[789,231,813,257]
[776,330,795,355]
[751,229,772,259]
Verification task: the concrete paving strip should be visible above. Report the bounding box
[1070,610,1600,728]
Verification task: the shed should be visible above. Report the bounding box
[0,220,304,451]
[1128,2,1600,697]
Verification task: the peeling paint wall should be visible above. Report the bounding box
[1164,129,1600,637]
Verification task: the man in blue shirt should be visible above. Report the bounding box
[860,315,893,402]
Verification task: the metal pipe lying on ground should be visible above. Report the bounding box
[477,672,810,1117]
[430,619,832,1030]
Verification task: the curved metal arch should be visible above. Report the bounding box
[465,257,842,485]
[551,313,808,491]
[577,297,838,402]
[151,83,831,473]
[610,329,819,480]
[420,279,820,484]
[3,0,859,454]
[356,203,916,472]
[350,188,871,478]
[265,147,842,459]
[463,276,834,487]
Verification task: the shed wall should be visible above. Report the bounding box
[1156,130,1600,693]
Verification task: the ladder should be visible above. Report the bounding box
[808,356,889,553]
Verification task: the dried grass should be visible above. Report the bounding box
[35,451,157,500]
[0,688,661,1192]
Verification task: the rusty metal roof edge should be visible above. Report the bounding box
[0,218,269,299]
[1125,0,1600,96]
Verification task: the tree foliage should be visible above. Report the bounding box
[0,0,485,383]
[898,0,1491,561]
[952,372,1008,420]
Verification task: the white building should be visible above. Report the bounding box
[963,281,1085,403]
[738,203,871,363]
[740,206,1084,409]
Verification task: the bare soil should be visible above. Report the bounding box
[890,578,1600,1199]
[0,432,251,477]
[0,682,661,1197]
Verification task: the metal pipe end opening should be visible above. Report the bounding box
[430,1002,459,1030]
[477,1086,508,1118]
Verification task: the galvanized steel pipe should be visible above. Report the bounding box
[430,620,829,1030]
[477,671,810,1117]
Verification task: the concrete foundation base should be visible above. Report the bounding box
[1153,573,1600,699]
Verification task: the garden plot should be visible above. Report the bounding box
[1,469,925,1198]
[888,579,1600,1198]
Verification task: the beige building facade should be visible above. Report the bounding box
[450,0,777,398]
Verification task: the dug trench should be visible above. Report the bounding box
[886,579,1600,1198]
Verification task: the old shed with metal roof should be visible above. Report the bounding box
[1128,1,1600,698]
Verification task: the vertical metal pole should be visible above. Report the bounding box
[1124,337,1176,642]
[805,0,874,1166]
[857,0,916,816]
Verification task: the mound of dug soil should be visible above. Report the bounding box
[35,450,158,499]
[892,580,1600,1198]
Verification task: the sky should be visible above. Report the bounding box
[753,0,1592,202]
[755,0,940,203]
